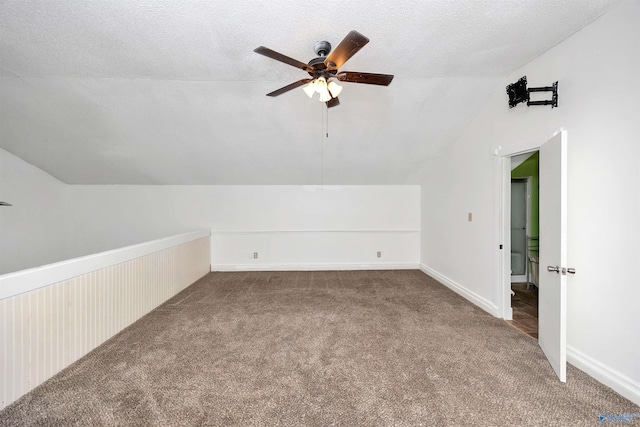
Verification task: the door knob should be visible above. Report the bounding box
[566,268,576,274]
[547,265,560,273]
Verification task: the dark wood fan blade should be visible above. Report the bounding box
[266,78,313,97]
[254,46,313,73]
[326,97,340,108]
[337,72,394,86]
[324,31,369,70]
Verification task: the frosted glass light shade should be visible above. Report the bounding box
[327,81,342,97]
[303,83,315,98]
[314,77,327,93]
[318,91,332,103]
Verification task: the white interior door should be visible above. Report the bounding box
[538,130,568,382]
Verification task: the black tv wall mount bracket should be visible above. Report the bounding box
[506,76,558,108]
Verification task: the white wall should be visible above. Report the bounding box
[420,0,639,403]
[0,148,419,272]
[68,185,421,270]
[0,148,69,274]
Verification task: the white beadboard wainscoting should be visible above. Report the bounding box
[210,230,421,271]
[0,230,211,410]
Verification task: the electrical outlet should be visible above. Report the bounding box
[377,251,382,258]
[253,252,258,259]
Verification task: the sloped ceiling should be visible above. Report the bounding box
[0,0,620,184]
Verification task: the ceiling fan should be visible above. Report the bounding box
[254,31,394,108]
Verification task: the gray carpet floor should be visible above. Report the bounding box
[1,270,637,426]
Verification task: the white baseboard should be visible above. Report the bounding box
[419,264,499,317]
[567,345,640,406]
[212,262,420,272]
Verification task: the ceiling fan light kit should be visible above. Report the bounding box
[254,31,394,108]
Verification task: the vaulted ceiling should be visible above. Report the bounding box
[0,0,620,184]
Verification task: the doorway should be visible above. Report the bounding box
[496,130,569,382]
[508,152,539,339]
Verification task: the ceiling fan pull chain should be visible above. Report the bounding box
[326,103,329,138]
[321,104,325,188]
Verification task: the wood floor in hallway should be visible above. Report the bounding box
[507,283,538,339]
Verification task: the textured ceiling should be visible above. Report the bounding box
[0,0,621,184]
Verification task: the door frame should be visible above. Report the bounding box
[493,129,565,320]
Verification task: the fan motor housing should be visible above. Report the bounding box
[307,57,337,75]
[308,41,337,78]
